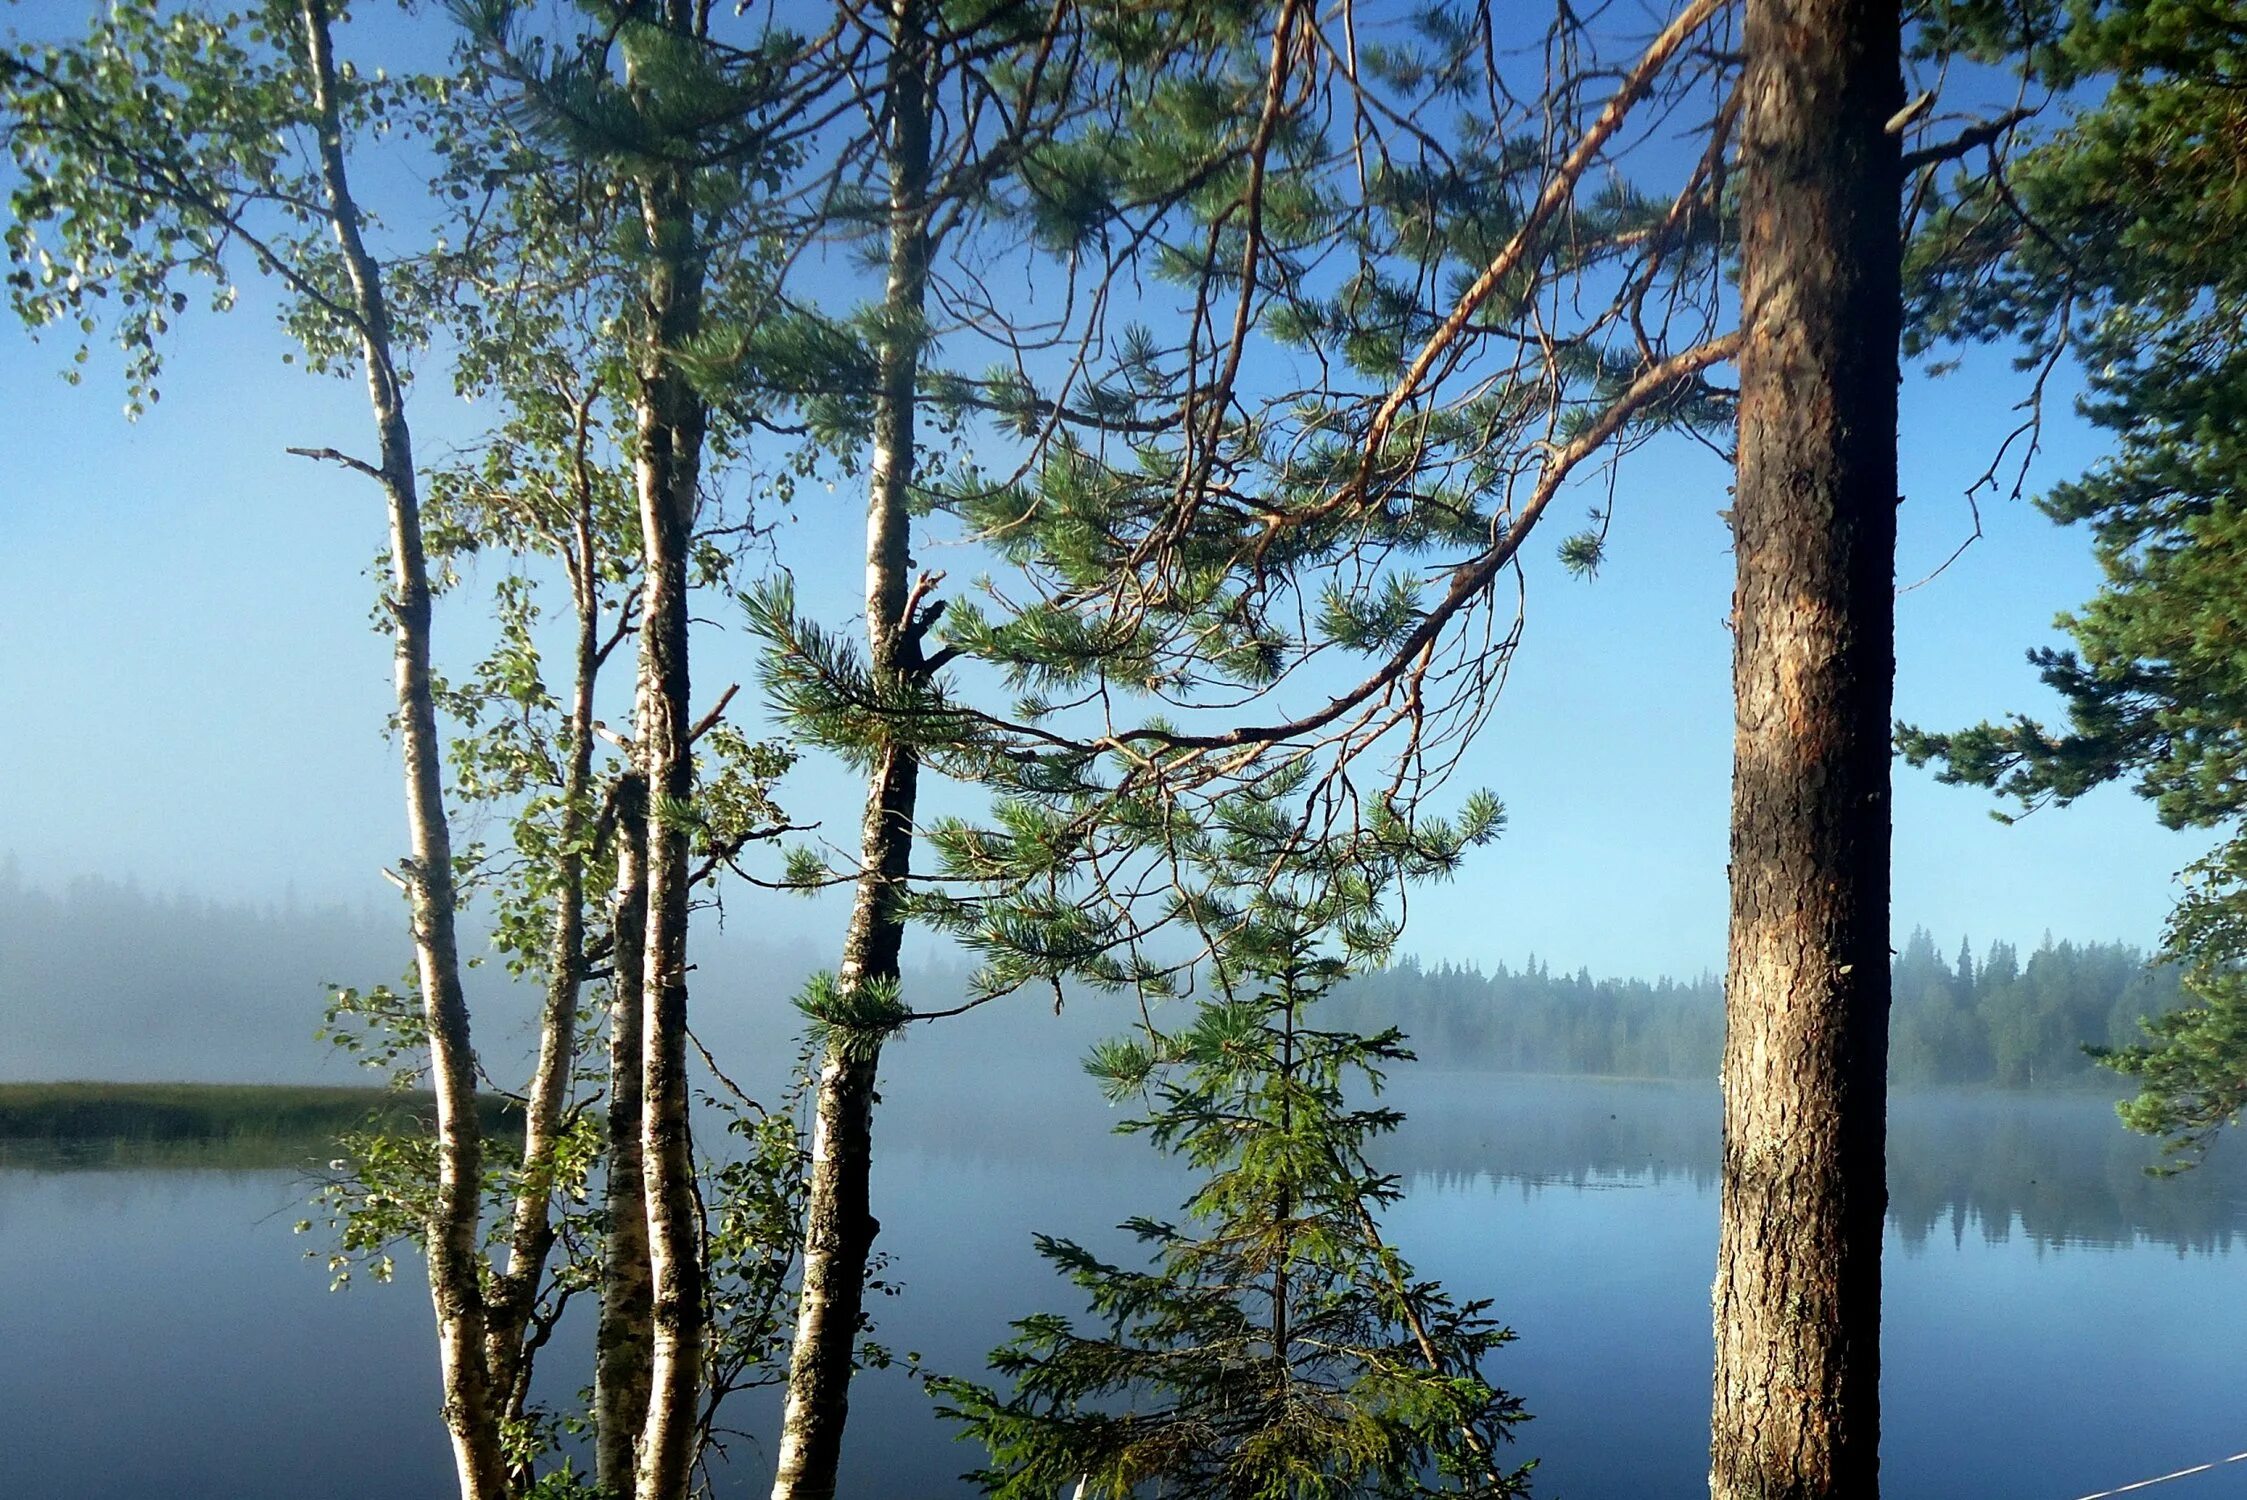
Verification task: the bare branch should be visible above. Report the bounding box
[286,445,386,483]
[1900,105,2036,172]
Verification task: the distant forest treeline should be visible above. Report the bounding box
[0,867,2184,1089]
[1327,928,2185,1088]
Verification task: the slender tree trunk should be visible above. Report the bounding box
[1272,995,1293,1366]
[1709,0,1899,1494]
[599,771,656,1498]
[630,143,711,1500]
[300,5,507,1496]
[488,556,602,1422]
[769,8,932,1497]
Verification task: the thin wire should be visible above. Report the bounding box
[2072,1450,2247,1500]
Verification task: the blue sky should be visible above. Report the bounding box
[0,4,2208,982]
[0,288,2205,980]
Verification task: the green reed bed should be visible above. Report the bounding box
[0,1082,523,1166]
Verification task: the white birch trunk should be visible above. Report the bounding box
[628,23,713,1485]
[299,5,508,1495]
[487,529,603,1417]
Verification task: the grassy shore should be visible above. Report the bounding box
[0,1081,523,1166]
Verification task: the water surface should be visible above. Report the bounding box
[7,1077,2246,1499]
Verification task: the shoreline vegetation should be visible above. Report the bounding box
[1324,929,2186,1089]
[10,1077,2240,1256]
[0,1066,2144,1152]
[0,1082,523,1166]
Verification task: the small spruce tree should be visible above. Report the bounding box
[937,840,1531,1499]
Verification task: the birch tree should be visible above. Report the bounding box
[2,7,520,1490]
[452,10,825,1493]
[4,8,800,1494]
[756,2,1115,1490]
[763,8,938,1486]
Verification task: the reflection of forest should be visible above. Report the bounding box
[880,1071,2247,1256]
[866,938,2234,1255]
[1323,931,2186,1090]
[1389,1080,2247,1255]
[10,871,2225,1252]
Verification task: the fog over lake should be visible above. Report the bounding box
[9,1066,2247,1500]
[9,874,2242,1497]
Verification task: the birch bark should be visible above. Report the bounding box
[599,771,656,1496]
[299,3,508,1495]
[487,497,604,1419]
[628,19,713,1484]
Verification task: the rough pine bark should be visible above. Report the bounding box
[1710,0,1900,1494]
[599,771,655,1497]
[769,7,932,1496]
[630,142,711,1500]
[300,4,508,1495]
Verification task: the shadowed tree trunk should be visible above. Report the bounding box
[300,4,508,1495]
[599,771,655,1497]
[769,5,933,1496]
[1710,0,1900,1493]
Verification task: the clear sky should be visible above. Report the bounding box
[2,288,2204,980]
[0,8,2208,983]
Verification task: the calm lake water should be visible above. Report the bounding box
[7,1075,2247,1499]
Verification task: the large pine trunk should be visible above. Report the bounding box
[1710,0,1900,1494]
[299,4,508,1495]
[769,7,932,1497]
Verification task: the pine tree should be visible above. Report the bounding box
[936,790,1528,1499]
[1710,0,1900,1491]
[735,38,1741,1499]
[1899,0,2247,1166]
[908,0,1738,1007]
